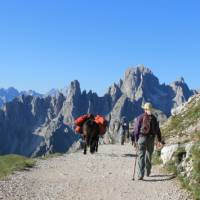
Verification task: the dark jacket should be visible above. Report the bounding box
[134,113,162,142]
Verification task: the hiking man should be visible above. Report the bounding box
[134,103,164,180]
[121,116,129,145]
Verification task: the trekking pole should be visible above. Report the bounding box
[132,144,138,180]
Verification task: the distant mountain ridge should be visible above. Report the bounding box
[0,87,42,107]
[0,66,197,156]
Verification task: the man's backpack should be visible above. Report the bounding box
[140,113,151,135]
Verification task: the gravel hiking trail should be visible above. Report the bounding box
[0,144,191,200]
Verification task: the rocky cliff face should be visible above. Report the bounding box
[160,93,200,199]
[106,66,195,142]
[0,66,196,156]
[161,93,200,143]
[119,66,195,116]
[0,93,79,156]
[170,77,194,108]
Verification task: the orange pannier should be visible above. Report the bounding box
[75,126,83,134]
[75,114,89,126]
[95,115,107,135]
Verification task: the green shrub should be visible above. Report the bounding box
[162,116,184,137]
[162,101,200,139]
[152,150,162,165]
[165,160,178,175]
[191,142,200,200]
[185,103,200,122]
[178,176,191,192]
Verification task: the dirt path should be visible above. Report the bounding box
[0,144,191,200]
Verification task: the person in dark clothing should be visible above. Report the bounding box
[134,103,164,180]
[121,116,129,145]
[130,119,137,146]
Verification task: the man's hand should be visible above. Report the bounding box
[156,141,165,150]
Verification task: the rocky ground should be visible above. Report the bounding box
[0,144,191,200]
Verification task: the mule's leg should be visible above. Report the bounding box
[95,136,99,152]
[89,137,93,154]
[126,130,130,143]
[86,133,90,147]
[121,133,125,145]
[90,136,96,154]
[83,145,87,155]
[83,136,87,155]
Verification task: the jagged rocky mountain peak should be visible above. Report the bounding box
[107,83,121,96]
[67,80,81,96]
[0,66,197,156]
[121,65,159,99]
[125,65,152,76]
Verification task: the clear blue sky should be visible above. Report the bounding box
[0,0,199,96]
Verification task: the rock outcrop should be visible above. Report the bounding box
[160,93,200,199]
[0,93,79,156]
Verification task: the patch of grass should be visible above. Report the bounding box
[162,100,200,139]
[193,187,200,200]
[0,154,36,179]
[162,116,184,137]
[178,175,191,192]
[170,116,183,131]
[152,150,162,165]
[164,160,178,175]
[191,142,200,200]
[185,103,200,122]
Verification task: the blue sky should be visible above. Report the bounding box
[0,0,199,96]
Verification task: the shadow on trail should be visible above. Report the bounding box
[143,174,176,182]
[122,153,137,158]
[96,153,121,158]
[150,174,175,178]
[96,153,137,158]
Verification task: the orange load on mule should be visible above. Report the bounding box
[74,114,93,134]
[75,126,82,134]
[94,115,107,135]
[75,114,90,126]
